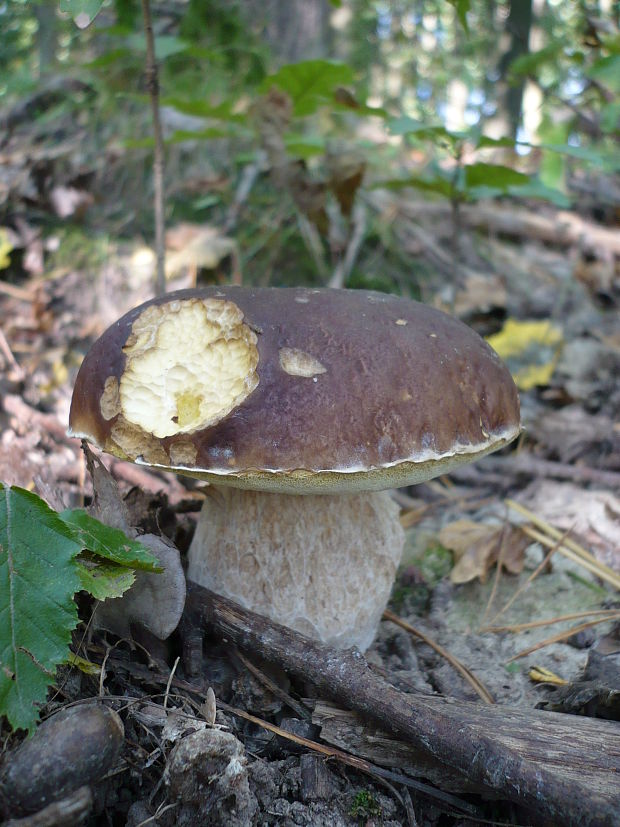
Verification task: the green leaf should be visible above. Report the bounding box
[84,48,133,69]
[76,554,136,600]
[161,96,244,122]
[587,55,620,93]
[464,163,531,191]
[261,60,354,116]
[125,33,191,60]
[509,42,567,78]
[66,651,101,676]
[375,174,454,198]
[447,0,470,33]
[284,134,326,158]
[600,102,620,135]
[0,484,83,732]
[388,116,453,141]
[59,510,161,571]
[507,179,572,208]
[59,0,104,28]
[476,135,523,150]
[539,143,611,165]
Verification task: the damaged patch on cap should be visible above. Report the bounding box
[116,297,259,440]
[279,347,326,378]
[169,440,198,467]
[110,418,170,466]
[100,376,121,420]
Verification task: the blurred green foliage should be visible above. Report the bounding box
[0,0,617,290]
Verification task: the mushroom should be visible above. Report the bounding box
[69,287,520,650]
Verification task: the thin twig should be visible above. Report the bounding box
[0,279,34,301]
[522,525,620,591]
[163,656,180,710]
[141,0,166,296]
[382,610,495,705]
[505,500,620,591]
[507,614,620,663]
[0,325,25,379]
[328,201,367,288]
[218,703,480,817]
[481,516,510,627]
[484,608,620,634]
[234,649,312,720]
[483,528,568,628]
[134,803,178,827]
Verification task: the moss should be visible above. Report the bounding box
[349,790,381,822]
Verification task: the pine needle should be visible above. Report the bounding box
[382,609,495,705]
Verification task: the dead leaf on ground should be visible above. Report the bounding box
[486,318,564,390]
[439,519,529,584]
[452,273,508,318]
[516,481,620,573]
[528,404,619,467]
[164,223,237,281]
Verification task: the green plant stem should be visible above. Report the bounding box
[141,0,166,296]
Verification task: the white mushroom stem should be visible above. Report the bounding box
[187,487,405,651]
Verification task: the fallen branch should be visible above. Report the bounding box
[369,191,620,255]
[481,454,620,489]
[184,582,620,827]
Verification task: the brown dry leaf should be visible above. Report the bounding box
[326,144,365,218]
[528,404,618,465]
[439,519,529,584]
[165,224,237,281]
[452,273,508,318]
[516,481,620,573]
[49,185,93,219]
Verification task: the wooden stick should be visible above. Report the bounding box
[141,0,166,296]
[382,610,494,705]
[184,582,620,827]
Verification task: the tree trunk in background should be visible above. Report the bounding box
[34,2,58,78]
[499,0,533,138]
[243,0,332,63]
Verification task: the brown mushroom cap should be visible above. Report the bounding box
[69,286,520,493]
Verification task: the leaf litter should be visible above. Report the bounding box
[0,103,619,825]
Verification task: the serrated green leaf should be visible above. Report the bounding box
[262,60,354,116]
[59,510,161,572]
[0,484,83,732]
[76,554,136,600]
[59,0,104,28]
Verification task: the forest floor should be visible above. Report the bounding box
[0,95,619,826]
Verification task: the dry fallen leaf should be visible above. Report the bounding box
[439,519,529,584]
[164,224,237,281]
[529,665,568,686]
[486,318,564,391]
[516,481,620,573]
